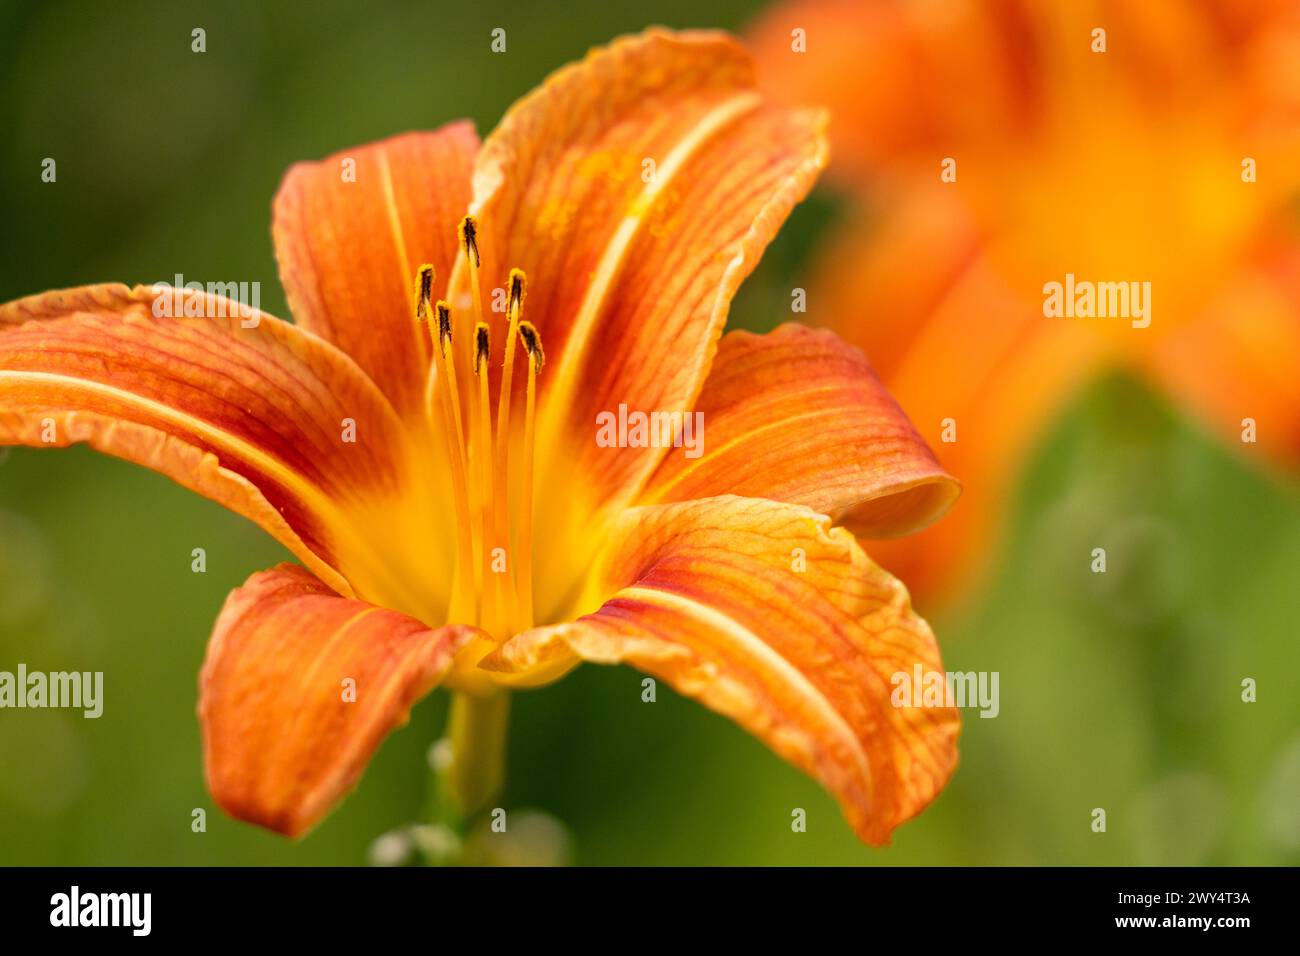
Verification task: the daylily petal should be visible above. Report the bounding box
[273,123,479,418]
[200,563,478,837]
[484,496,959,845]
[0,283,416,602]
[640,323,959,537]
[468,28,829,515]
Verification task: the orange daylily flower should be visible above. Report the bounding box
[750,0,1300,601]
[0,29,959,846]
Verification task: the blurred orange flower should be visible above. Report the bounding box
[751,0,1300,602]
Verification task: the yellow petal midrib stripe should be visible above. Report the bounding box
[1,369,346,521]
[618,582,874,792]
[4,370,462,625]
[527,91,764,450]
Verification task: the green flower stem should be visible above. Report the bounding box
[442,688,511,825]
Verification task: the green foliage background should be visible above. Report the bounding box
[0,0,1296,865]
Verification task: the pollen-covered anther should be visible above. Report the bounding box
[435,300,453,354]
[474,322,491,376]
[518,320,545,373]
[460,216,481,269]
[508,268,526,313]
[413,264,436,321]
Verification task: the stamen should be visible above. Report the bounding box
[459,215,481,270]
[495,270,527,460]
[515,320,543,630]
[493,269,527,628]
[437,302,453,353]
[414,264,435,321]
[421,290,476,625]
[436,301,468,447]
[474,323,491,376]
[471,321,501,633]
[518,321,545,372]
[411,262,436,365]
[508,269,525,311]
[460,216,487,344]
[458,218,491,624]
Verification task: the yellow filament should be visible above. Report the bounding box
[515,321,543,632]
[428,296,477,624]
[493,270,526,628]
[459,216,492,611]
[460,216,488,352]
[495,269,526,469]
[472,322,501,635]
